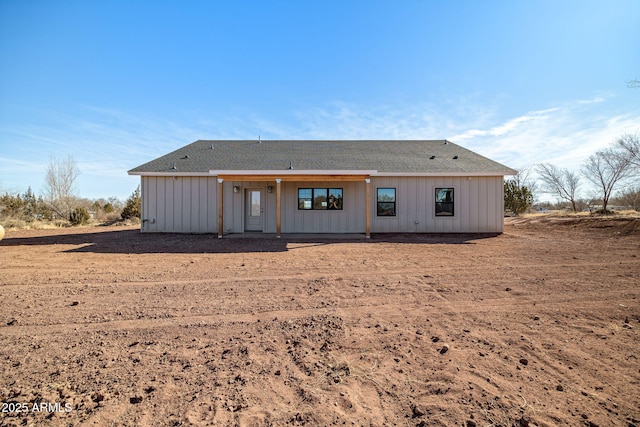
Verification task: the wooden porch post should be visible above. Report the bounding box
[365,178,371,238]
[217,178,224,238]
[275,178,282,238]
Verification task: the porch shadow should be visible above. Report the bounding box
[0,229,500,255]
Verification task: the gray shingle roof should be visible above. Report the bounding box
[128,140,516,175]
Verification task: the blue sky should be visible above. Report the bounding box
[1,0,638,201]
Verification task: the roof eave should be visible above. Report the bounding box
[129,169,516,177]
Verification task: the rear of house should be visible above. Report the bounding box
[128,140,516,237]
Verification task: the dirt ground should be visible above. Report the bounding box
[1,216,639,427]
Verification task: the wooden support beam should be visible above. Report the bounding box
[275,178,282,238]
[217,178,223,238]
[365,178,371,238]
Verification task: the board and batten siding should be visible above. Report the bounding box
[370,176,505,233]
[140,176,217,233]
[219,181,366,234]
[221,180,277,233]
[280,181,366,233]
[139,175,505,234]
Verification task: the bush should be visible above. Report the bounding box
[69,207,90,225]
[0,218,27,229]
[504,180,533,215]
[121,186,141,220]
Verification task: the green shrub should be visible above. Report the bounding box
[69,207,90,225]
[121,187,141,220]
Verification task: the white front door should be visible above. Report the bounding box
[245,189,264,231]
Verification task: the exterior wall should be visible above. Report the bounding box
[280,181,366,233]
[140,176,217,233]
[221,180,366,234]
[139,175,505,234]
[222,181,277,233]
[370,176,505,233]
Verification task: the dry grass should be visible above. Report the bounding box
[521,209,640,218]
[0,217,140,230]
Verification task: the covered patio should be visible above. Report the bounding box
[213,172,374,239]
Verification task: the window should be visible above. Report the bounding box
[298,188,343,210]
[250,190,261,216]
[377,188,396,216]
[435,188,454,216]
[327,188,343,210]
[298,188,312,209]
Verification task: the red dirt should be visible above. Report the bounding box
[1,217,639,427]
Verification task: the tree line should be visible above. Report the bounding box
[505,133,640,215]
[0,156,140,228]
[3,135,638,228]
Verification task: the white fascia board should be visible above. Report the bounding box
[208,169,379,175]
[130,170,516,177]
[373,171,517,177]
[127,171,211,176]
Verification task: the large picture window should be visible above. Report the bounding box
[298,188,343,210]
[435,188,454,216]
[377,188,396,216]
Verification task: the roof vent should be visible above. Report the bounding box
[429,155,436,160]
[288,161,294,170]
[171,162,177,170]
[210,144,214,149]
[182,155,189,159]
[453,155,458,160]
[258,135,261,144]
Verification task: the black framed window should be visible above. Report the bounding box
[435,188,454,216]
[298,188,312,209]
[298,188,343,210]
[377,188,396,216]
[327,188,343,210]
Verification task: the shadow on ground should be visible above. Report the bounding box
[0,228,500,254]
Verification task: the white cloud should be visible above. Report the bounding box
[457,101,639,173]
[1,97,638,200]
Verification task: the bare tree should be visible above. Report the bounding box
[627,78,640,88]
[613,186,640,211]
[43,155,80,219]
[617,133,640,170]
[582,147,632,213]
[536,163,581,212]
[511,167,538,199]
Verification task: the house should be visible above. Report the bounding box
[128,140,516,237]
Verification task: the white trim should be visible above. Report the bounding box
[128,171,210,176]
[130,169,516,177]
[373,171,516,177]
[209,169,378,176]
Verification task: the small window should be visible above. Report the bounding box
[377,188,396,216]
[313,187,327,209]
[298,188,343,210]
[435,188,454,216]
[250,190,261,216]
[328,188,343,210]
[298,188,312,209]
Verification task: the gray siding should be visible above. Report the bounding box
[281,181,366,233]
[221,181,366,234]
[370,176,504,233]
[139,175,505,234]
[140,176,217,233]
[222,181,277,233]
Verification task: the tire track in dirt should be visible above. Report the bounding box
[1,287,634,335]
